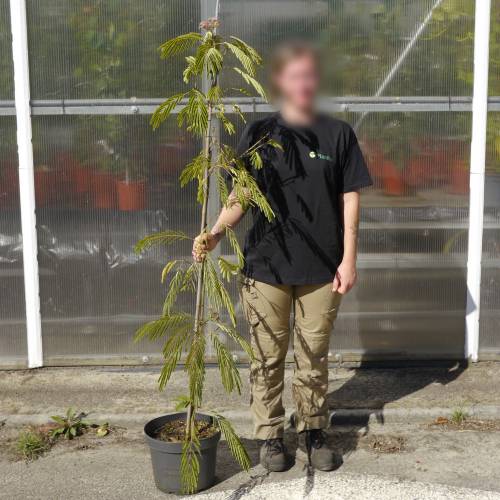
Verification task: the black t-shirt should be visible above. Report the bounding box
[235,113,372,285]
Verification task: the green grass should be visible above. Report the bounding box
[16,428,50,461]
[451,408,468,425]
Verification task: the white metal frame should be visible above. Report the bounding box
[9,0,43,367]
[465,0,492,362]
[4,0,495,367]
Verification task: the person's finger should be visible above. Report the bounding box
[332,273,340,292]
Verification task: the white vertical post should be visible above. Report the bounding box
[465,0,491,362]
[10,0,43,368]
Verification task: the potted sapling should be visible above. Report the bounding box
[134,16,279,495]
[116,157,147,211]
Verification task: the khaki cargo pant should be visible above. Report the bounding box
[240,277,341,440]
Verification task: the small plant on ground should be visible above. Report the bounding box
[451,408,468,425]
[50,408,89,440]
[135,14,277,494]
[16,428,51,461]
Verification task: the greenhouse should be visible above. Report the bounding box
[1,0,499,368]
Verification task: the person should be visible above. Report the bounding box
[192,41,372,472]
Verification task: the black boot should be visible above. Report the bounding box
[302,429,336,471]
[260,438,288,472]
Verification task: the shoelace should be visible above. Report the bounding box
[265,438,285,456]
[308,429,326,449]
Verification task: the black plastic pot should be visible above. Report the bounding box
[144,412,221,494]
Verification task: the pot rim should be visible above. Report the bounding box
[144,412,221,453]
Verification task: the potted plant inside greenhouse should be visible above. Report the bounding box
[134,17,278,494]
[116,158,147,211]
[0,128,18,208]
[377,117,406,196]
[92,151,119,209]
[484,115,500,207]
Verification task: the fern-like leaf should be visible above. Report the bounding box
[250,150,263,169]
[180,433,200,494]
[218,107,236,135]
[150,93,186,130]
[205,47,223,82]
[180,152,209,187]
[225,226,245,269]
[162,268,185,316]
[135,230,189,253]
[232,104,246,123]
[158,324,191,390]
[218,256,240,281]
[178,88,209,136]
[211,332,242,394]
[134,312,191,342]
[212,413,251,471]
[224,41,256,76]
[229,36,262,65]
[161,260,179,283]
[233,67,267,100]
[185,332,206,407]
[203,257,236,325]
[214,320,254,361]
[159,32,203,59]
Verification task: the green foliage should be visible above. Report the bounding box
[50,408,88,440]
[134,230,189,253]
[16,428,50,461]
[211,332,242,394]
[212,413,251,472]
[159,32,203,59]
[136,17,274,493]
[451,408,468,425]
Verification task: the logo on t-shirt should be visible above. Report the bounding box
[309,150,333,161]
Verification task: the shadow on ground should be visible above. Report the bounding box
[213,360,467,497]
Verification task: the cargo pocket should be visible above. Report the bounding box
[240,277,265,328]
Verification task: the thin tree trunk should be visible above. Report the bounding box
[187,102,213,439]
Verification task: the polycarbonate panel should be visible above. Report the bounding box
[0,0,14,100]
[0,117,28,366]
[31,115,200,361]
[219,0,474,97]
[26,0,200,99]
[479,104,500,356]
[490,0,500,95]
[479,3,500,355]
[221,111,471,359]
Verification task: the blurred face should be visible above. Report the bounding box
[273,54,320,111]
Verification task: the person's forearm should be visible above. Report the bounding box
[210,191,246,240]
[341,191,360,264]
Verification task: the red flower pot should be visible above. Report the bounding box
[406,157,428,189]
[361,140,384,187]
[92,171,117,209]
[0,161,19,207]
[72,164,92,196]
[116,179,146,211]
[382,160,405,196]
[449,159,469,195]
[35,166,58,207]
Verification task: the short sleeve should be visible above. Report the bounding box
[223,124,252,186]
[236,123,252,158]
[341,126,373,193]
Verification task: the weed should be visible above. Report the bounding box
[16,428,50,460]
[50,408,88,440]
[451,408,468,425]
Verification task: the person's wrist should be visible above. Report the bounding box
[341,255,356,267]
[209,228,223,242]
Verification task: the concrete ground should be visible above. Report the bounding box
[2,362,500,499]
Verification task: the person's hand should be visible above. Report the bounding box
[332,259,357,294]
[192,232,220,262]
